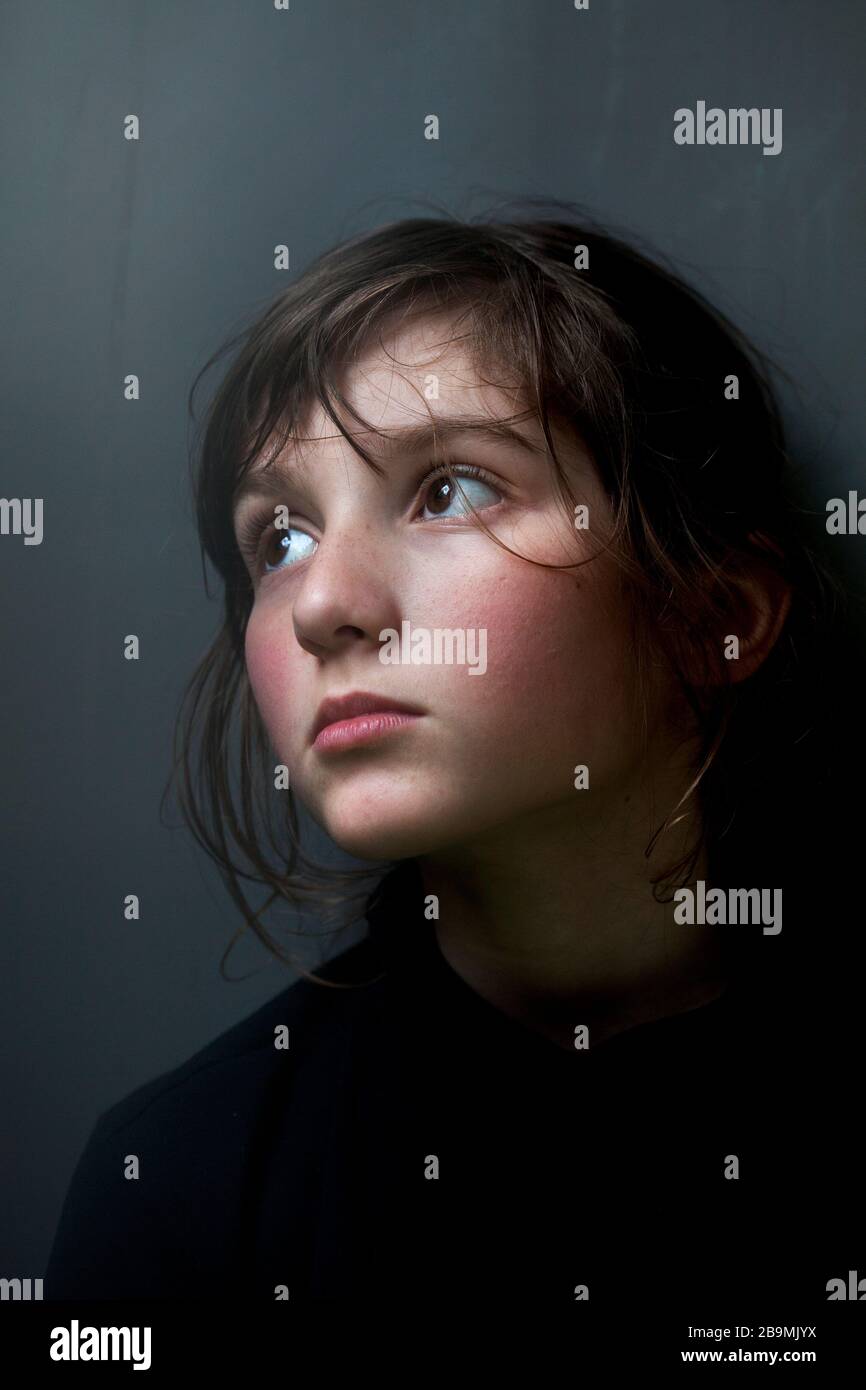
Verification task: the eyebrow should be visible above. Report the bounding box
[231,415,548,514]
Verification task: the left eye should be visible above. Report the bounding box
[420,471,501,520]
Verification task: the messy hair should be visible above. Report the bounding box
[163,200,862,985]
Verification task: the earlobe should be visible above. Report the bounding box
[713,554,793,684]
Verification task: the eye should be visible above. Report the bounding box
[261,527,318,574]
[236,509,318,577]
[418,466,502,521]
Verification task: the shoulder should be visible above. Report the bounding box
[45,932,389,1297]
[97,932,388,1142]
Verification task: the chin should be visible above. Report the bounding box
[316,789,469,862]
[322,813,443,862]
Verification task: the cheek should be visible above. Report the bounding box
[426,556,645,806]
[433,556,635,725]
[243,606,301,742]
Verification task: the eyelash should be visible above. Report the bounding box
[235,462,503,577]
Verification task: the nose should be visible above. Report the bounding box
[291,520,402,662]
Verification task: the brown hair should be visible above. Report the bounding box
[162,200,860,985]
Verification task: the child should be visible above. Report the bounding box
[46,206,866,1309]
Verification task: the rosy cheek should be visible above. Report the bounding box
[244,608,297,735]
[482,567,624,706]
[478,593,533,664]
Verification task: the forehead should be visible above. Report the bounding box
[242,309,549,482]
[340,310,525,428]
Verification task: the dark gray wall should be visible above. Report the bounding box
[1,0,863,1277]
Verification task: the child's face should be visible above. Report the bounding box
[235,311,685,861]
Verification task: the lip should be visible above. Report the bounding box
[310,691,426,751]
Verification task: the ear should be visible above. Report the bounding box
[708,541,792,684]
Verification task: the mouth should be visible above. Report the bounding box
[310,691,426,752]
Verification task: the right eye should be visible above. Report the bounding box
[237,511,318,577]
[261,527,318,574]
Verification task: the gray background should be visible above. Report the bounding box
[1,0,863,1278]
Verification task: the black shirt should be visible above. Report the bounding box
[45,868,862,1308]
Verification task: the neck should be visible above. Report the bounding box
[416,765,729,1051]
